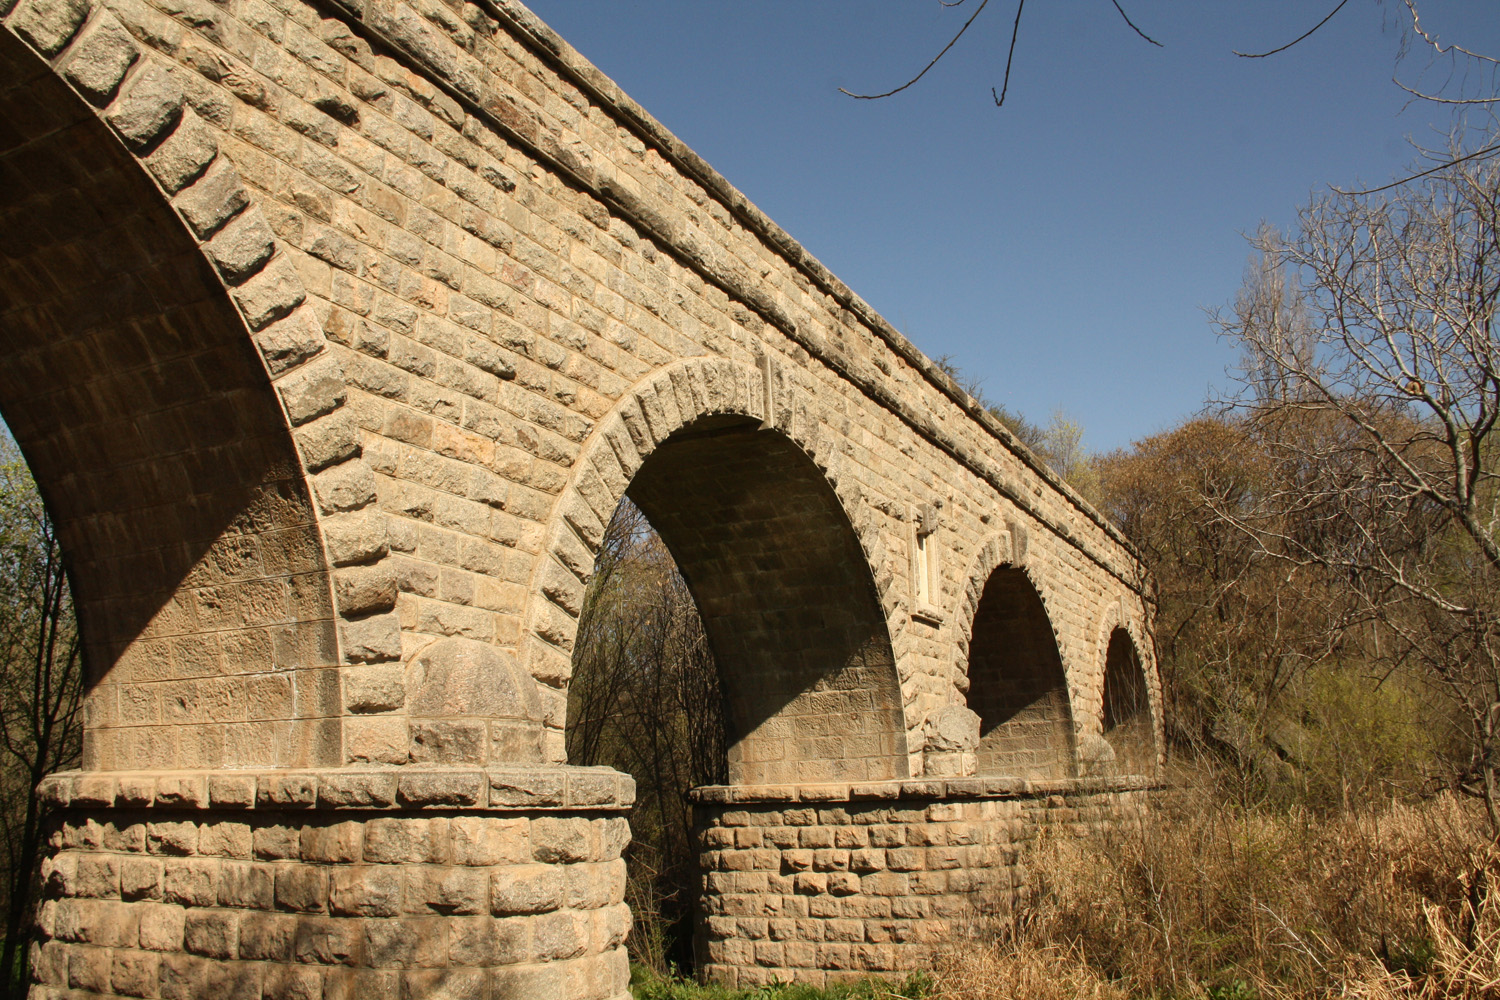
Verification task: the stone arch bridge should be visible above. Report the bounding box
[1,0,1160,993]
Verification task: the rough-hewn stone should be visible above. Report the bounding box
[2,0,1166,989]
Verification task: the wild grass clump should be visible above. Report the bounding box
[927,785,1498,999]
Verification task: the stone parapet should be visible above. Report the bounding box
[692,783,1152,990]
[28,766,633,1000]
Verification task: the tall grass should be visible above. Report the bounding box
[928,785,1498,1000]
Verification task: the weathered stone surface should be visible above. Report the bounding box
[60,16,137,104]
[204,209,275,284]
[8,0,87,55]
[104,62,182,149]
[4,0,1165,988]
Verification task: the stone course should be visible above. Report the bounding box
[690,780,1153,989]
[30,767,634,1000]
[0,0,1167,988]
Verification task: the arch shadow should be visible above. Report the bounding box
[1101,626,1156,776]
[532,358,910,785]
[0,25,339,769]
[963,565,1076,780]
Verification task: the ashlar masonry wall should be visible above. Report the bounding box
[0,0,1165,989]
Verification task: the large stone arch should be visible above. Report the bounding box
[951,530,1077,779]
[524,355,910,783]
[0,1,391,769]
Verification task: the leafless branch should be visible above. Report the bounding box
[1108,0,1161,48]
[1403,0,1500,67]
[1335,141,1500,197]
[992,0,1027,107]
[840,0,994,100]
[1234,0,1351,59]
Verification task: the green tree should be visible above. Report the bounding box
[0,432,83,993]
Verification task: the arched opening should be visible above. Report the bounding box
[964,566,1076,779]
[566,413,905,972]
[1102,626,1155,775]
[0,31,338,771]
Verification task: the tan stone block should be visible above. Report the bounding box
[275,864,329,912]
[199,820,253,859]
[364,817,445,864]
[216,861,274,911]
[183,908,238,959]
[263,962,323,1000]
[407,865,487,915]
[449,816,529,867]
[489,864,562,916]
[238,912,297,961]
[135,902,185,952]
[301,820,364,863]
[162,859,218,907]
[529,816,590,864]
[362,916,447,968]
[120,858,163,901]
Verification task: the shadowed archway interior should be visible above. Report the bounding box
[0,30,339,771]
[589,414,908,787]
[1102,627,1154,775]
[965,566,1076,779]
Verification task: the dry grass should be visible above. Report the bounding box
[927,785,1500,1000]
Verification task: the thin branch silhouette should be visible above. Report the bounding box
[992,0,1027,107]
[1234,0,1350,58]
[841,0,1159,106]
[840,0,993,100]
[1335,141,1500,197]
[1109,0,1162,48]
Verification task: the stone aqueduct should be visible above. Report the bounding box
[0,0,1160,992]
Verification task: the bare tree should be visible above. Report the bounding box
[566,498,725,972]
[1213,136,1500,830]
[0,435,83,994]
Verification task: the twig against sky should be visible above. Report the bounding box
[1233,0,1351,59]
[839,0,1159,107]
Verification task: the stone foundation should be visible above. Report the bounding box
[691,777,1155,989]
[27,766,634,1000]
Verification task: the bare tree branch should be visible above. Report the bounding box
[1336,142,1500,198]
[992,0,1026,107]
[1108,0,1162,48]
[1234,0,1351,59]
[840,0,994,100]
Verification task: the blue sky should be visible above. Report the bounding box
[521,0,1500,452]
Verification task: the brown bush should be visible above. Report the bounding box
[931,779,1497,1000]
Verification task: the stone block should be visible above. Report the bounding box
[136,902,186,952]
[206,209,277,284]
[275,864,329,912]
[8,0,88,56]
[62,16,139,105]
[258,774,317,808]
[329,866,403,917]
[106,62,183,150]
[489,864,561,915]
[407,866,487,915]
[319,771,396,808]
[183,908,238,959]
[397,769,483,807]
[218,861,274,910]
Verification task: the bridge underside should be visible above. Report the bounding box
[1,0,1162,992]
